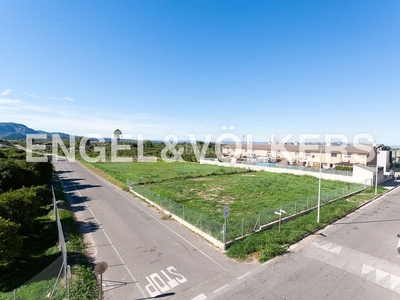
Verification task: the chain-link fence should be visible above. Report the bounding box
[128,181,224,239]
[225,182,365,240]
[11,187,69,300]
[128,180,366,243]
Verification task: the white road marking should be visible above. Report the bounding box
[376,269,389,282]
[362,264,375,276]
[305,239,400,293]
[238,271,251,280]
[311,241,341,255]
[391,275,400,290]
[361,264,400,290]
[56,161,147,298]
[145,266,187,297]
[213,284,229,293]
[319,242,332,250]
[191,293,207,300]
[328,246,342,255]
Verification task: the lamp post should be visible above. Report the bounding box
[374,144,384,196]
[375,163,378,196]
[317,148,322,223]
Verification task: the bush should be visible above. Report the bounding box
[0,186,51,230]
[260,244,285,262]
[0,160,52,193]
[335,165,353,171]
[0,217,22,262]
[69,265,99,300]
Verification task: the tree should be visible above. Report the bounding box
[0,186,51,230]
[0,160,52,193]
[113,129,122,141]
[0,217,22,262]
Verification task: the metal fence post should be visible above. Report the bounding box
[223,222,227,250]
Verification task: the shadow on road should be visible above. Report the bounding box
[102,279,137,292]
[60,177,102,191]
[135,292,176,300]
[334,218,400,225]
[76,219,100,234]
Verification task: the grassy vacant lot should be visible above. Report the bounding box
[90,160,247,184]
[90,161,359,222]
[227,186,386,261]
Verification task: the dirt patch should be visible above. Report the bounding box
[247,251,260,262]
[197,186,225,201]
[189,177,209,181]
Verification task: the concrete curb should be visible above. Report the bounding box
[129,188,225,251]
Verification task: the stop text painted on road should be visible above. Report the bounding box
[145,266,187,297]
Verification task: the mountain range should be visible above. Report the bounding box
[0,122,69,140]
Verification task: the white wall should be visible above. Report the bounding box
[200,159,368,184]
[377,150,391,172]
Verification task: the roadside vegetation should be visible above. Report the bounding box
[53,138,218,162]
[0,146,97,299]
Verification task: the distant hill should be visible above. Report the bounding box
[0,122,69,140]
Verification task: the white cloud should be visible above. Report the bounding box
[0,93,249,141]
[0,89,12,97]
[63,97,75,102]
[47,96,64,101]
[20,92,40,98]
[0,98,22,104]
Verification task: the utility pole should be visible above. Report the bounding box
[317,148,322,223]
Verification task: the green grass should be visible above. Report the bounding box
[145,171,360,222]
[90,160,248,184]
[226,186,386,262]
[0,175,98,300]
[89,161,360,222]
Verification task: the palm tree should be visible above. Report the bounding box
[113,129,122,141]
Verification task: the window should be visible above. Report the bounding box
[331,153,337,157]
[343,154,351,159]
[305,152,311,157]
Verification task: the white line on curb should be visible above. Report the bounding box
[191,293,207,300]
[213,284,229,293]
[238,271,251,280]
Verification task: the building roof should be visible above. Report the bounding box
[222,143,373,154]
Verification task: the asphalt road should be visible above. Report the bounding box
[55,158,400,299]
[54,158,258,300]
[212,181,400,300]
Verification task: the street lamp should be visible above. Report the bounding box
[317,148,322,223]
[375,144,384,196]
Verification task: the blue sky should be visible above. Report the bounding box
[0,0,399,144]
